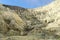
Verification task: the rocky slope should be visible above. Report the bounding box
[0,0,60,40]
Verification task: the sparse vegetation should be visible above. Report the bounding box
[0,0,60,40]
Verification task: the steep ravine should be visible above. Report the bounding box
[0,0,60,40]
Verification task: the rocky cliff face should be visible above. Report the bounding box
[0,0,60,40]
